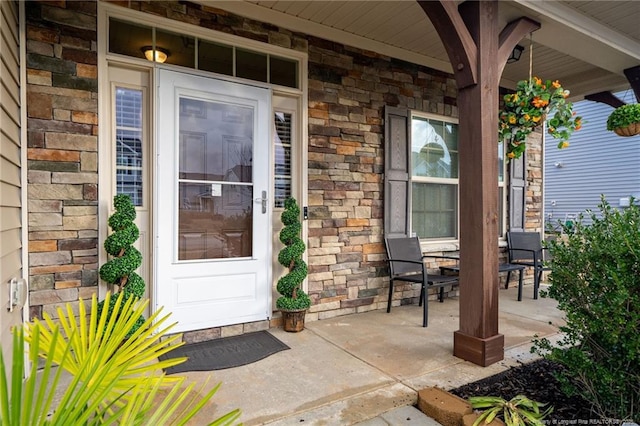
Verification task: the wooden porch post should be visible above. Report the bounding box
[418,0,539,366]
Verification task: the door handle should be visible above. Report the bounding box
[254,190,267,214]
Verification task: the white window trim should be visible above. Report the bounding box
[409,111,508,251]
[410,111,460,249]
[498,141,507,240]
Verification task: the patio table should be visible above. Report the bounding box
[439,261,526,301]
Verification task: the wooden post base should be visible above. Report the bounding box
[453,330,504,367]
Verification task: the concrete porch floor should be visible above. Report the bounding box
[184,285,564,425]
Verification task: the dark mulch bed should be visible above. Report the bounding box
[450,359,597,421]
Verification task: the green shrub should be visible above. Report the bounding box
[533,198,640,421]
[3,292,240,425]
[276,197,311,311]
[98,195,146,337]
[606,104,640,131]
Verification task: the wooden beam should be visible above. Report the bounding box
[497,18,541,77]
[584,92,625,108]
[417,1,542,367]
[417,1,477,89]
[419,0,510,367]
[455,0,503,366]
[623,66,640,103]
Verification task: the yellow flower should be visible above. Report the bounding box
[523,114,530,121]
[533,77,542,86]
[507,152,515,159]
[560,141,570,149]
[552,80,561,89]
[532,115,542,123]
[508,115,516,124]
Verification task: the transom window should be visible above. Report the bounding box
[108,18,299,89]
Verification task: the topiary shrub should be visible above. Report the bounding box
[276,197,311,311]
[98,194,146,337]
[533,197,640,421]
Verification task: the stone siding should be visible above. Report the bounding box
[25,0,544,335]
[525,131,544,233]
[26,1,98,321]
[305,42,459,318]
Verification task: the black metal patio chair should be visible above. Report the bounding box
[506,231,551,299]
[384,236,459,327]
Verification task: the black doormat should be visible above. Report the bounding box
[159,331,290,374]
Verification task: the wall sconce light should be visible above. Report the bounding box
[141,46,170,63]
[507,45,524,64]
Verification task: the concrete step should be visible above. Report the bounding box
[263,382,417,425]
[354,406,442,426]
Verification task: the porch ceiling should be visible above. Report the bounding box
[208,0,640,100]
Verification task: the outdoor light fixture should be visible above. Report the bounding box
[507,45,524,64]
[141,46,169,63]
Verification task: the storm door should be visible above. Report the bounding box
[156,69,271,332]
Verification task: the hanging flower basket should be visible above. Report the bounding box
[606,104,640,137]
[499,77,582,159]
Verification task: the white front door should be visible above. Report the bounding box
[156,69,272,333]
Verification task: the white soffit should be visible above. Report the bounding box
[199,1,637,96]
[511,0,640,74]
[200,1,454,74]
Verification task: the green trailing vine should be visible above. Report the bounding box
[98,194,146,336]
[276,197,311,311]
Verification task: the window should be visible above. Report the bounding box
[386,109,509,242]
[115,87,144,206]
[410,114,459,240]
[498,141,506,237]
[273,111,292,208]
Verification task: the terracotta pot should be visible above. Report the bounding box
[614,122,640,137]
[281,308,307,332]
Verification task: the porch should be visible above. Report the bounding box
[181,284,562,425]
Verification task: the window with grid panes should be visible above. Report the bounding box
[273,112,292,208]
[115,87,144,206]
[410,114,459,240]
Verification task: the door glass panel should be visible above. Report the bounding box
[115,87,144,206]
[178,97,254,260]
